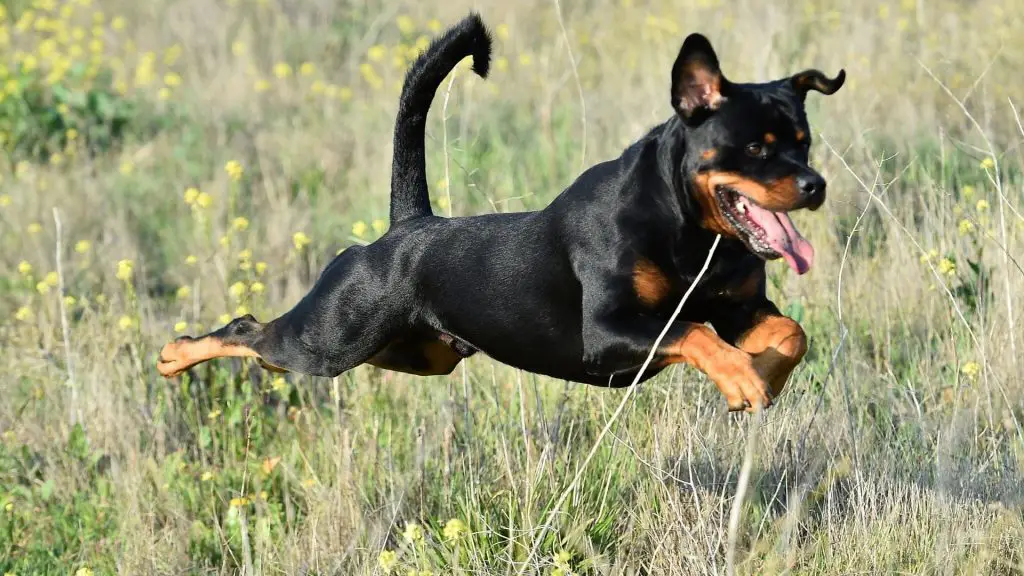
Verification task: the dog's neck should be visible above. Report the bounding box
[649,115,750,261]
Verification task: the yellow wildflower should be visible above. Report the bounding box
[43,271,58,287]
[519,53,532,67]
[183,187,199,204]
[176,285,191,300]
[554,550,572,566]
[117,315,135,330]
[111,16,125,30]
[74,240,91,254]
[378,550,398,573]
[352,221,368,238]
[116,259,133,281]
[164,72,181,87]
[36,281,50,294]
[396,14,415,35]
[232,216,250,231]
[980,157,995,170]
[185,255,198,266]
[443,518,467,540]
[402,522,423,543]
[495,57,509,72]
[229,496,249,507]
[0,195,11,207]
[231,41,246,56]
[119,161,133,175]
[75,568,94,576]
[28,222,43,235]
[299,61,315,76]
[63,296,76,307]
[976,199,989,211]
[960,361,980,380]
[196,192,213,208]
[18,261,33,276]
[225,160,244,181]
[208,408,221,420]
[292,231,311,250]
[254,79,270,92]
[372,219,387,236]
[271,376,288,393]
[174,321,188,333]
[250,281,265,295]
[228,281,247,300]
[367,45,387,62]
[273,62,292,79]
[218,313,232,325]
[919,248,938,264]
[495,23,510,40]
[958,219,974,236]
[938,257,956,276]
[200,471,214,482]
[255,261,268,275]
[427,19,441,33]
[338,86,353,101]
[15,307,33,322]
[234,305,248,316]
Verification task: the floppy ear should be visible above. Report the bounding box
[671,33,727,123]
[791,69,846,99]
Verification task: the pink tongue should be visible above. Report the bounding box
[743,202,815,274]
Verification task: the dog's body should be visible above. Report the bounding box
[159,14,844,412]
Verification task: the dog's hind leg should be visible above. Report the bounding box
[157,313,373,379]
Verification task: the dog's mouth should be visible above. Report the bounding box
[715,185,815,275]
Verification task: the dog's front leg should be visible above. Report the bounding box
[581,302,773,412]
[709,300,808,399]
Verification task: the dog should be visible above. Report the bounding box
[158,13,844,413]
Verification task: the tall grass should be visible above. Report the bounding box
[1,0,1022,574]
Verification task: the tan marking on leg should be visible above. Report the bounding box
[661,324,771,412]
[158,337,261,378]
[367,338,462,376]
[736,315,807,398]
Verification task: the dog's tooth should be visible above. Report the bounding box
[736,200,747,214]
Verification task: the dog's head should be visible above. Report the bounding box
[670,34,844,275]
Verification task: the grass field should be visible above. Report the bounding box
[2,0,1023,573]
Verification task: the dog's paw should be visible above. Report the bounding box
[709,350,772,413]
[157,337,194,378]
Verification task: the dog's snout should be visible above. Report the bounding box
[797,173,826,210]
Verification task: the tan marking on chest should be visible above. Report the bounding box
[633,258,672,307]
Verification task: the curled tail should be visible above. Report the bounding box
[390,12,492,224]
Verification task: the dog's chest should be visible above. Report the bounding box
[682,256,765,306]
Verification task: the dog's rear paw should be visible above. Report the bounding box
[158,340,192,378]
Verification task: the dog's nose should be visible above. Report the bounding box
[797,173,826,210]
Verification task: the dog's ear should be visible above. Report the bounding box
[671,33,727,123]
[790,69,846,100]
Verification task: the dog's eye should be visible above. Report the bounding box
[745,143,766,158]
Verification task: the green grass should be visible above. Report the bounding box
[2,0,1024,574]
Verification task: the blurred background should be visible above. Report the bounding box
[1,0,1022,574]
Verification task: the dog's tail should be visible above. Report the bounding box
[390,13,491,224]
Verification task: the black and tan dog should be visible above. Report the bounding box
[158,14,844,412]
